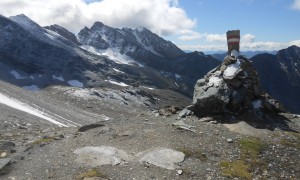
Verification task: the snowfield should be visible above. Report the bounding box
[68,80,83,88]
[52,75,65,81]
[106,80,129,87]
[10,70,27,79]
[22,85,40,91]
[0,92,72,127]
[80,45,144,67]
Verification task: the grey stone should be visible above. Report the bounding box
[136,147,185,170]
[227,138,233,143]
[74,146,134,167]
[193,78,231,116]
[199,117,214,122]
[172,120,196,133]
[178,108,192,119]
[78,123,105,132]
[0,141,16,151]
[117,130,135,137]
[224,121,269,137]
[0,158,11,171]
[84,178,107,180]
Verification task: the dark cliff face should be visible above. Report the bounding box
[77,22,220,94]
[78,22,184,59]
[251,46,300,113]
[44,24,81,46]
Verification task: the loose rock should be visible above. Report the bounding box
[136,147,185,170]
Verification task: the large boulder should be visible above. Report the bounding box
[193,70,231,116]
[193,53,285,116]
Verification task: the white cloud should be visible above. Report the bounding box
[240,41,283,51]
[241,34,255,43]
[179,33,255,43]
[179,39,300,52]
[178,44,227,52]
[0,0,196,36]
[178,32,227,42]
[205,33,226,42]
[289,40,300,46]
[178,30,202,41]
[292,0,300,10]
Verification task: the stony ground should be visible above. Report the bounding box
[0,82,300,180]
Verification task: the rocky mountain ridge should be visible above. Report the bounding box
[1,13,300,113]
[251,45,300,113]
[0,14,300,180]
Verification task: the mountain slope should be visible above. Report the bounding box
[0,14,183,92]
[251,45,300,113]
[77,21,220,95]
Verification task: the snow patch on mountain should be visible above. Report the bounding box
[105,80,129,87]
[68,80,83,88]
[252,99,262,109]
[175,74,181,79]
[52,75,65,81]
[113,68,125,74]
[0,92,68,127]
[10,70,27,79]
[81,45,143,67]
[132,31,162,57]
[22,85,40,91]
[208,76,223,86]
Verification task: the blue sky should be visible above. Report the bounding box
[173,0,300,51]
[0,0,299,51]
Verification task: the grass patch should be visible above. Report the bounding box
[76,169,107,180]
[176,147,207,161]
[32,137,55,145]
[280,132,300,150]
[220,137,268,180]
[220,160,251,180]
[238,137,267,158]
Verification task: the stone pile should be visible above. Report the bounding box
[192,31,285,116]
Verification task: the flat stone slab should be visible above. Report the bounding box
[0,157,11,170]
[74,146,133,167]
[136,147,185,170]
[224,121,269,137]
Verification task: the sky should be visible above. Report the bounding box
[0,0,299,52]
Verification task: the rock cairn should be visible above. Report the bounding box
[193,30,285,116]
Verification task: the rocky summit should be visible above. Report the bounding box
[193,51,285,116]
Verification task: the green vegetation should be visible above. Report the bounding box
[280,132,300,149]
[220,137,268,180]
[239,137,268,158]
[32,137,55,145]
[220,160,251,180]
[76,168,107,180]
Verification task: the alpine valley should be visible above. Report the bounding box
[0,14,300,180]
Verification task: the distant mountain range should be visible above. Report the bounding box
[0,14,300,113]
[210,51,278,61]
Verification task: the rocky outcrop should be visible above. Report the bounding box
[193,53,285,116]
[44,24,81,45]
[251,45,300,113]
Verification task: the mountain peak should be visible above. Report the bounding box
[91,21,105,29]
[9,14,41,29]
[136,26,147,32]
[45,24,81,45]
